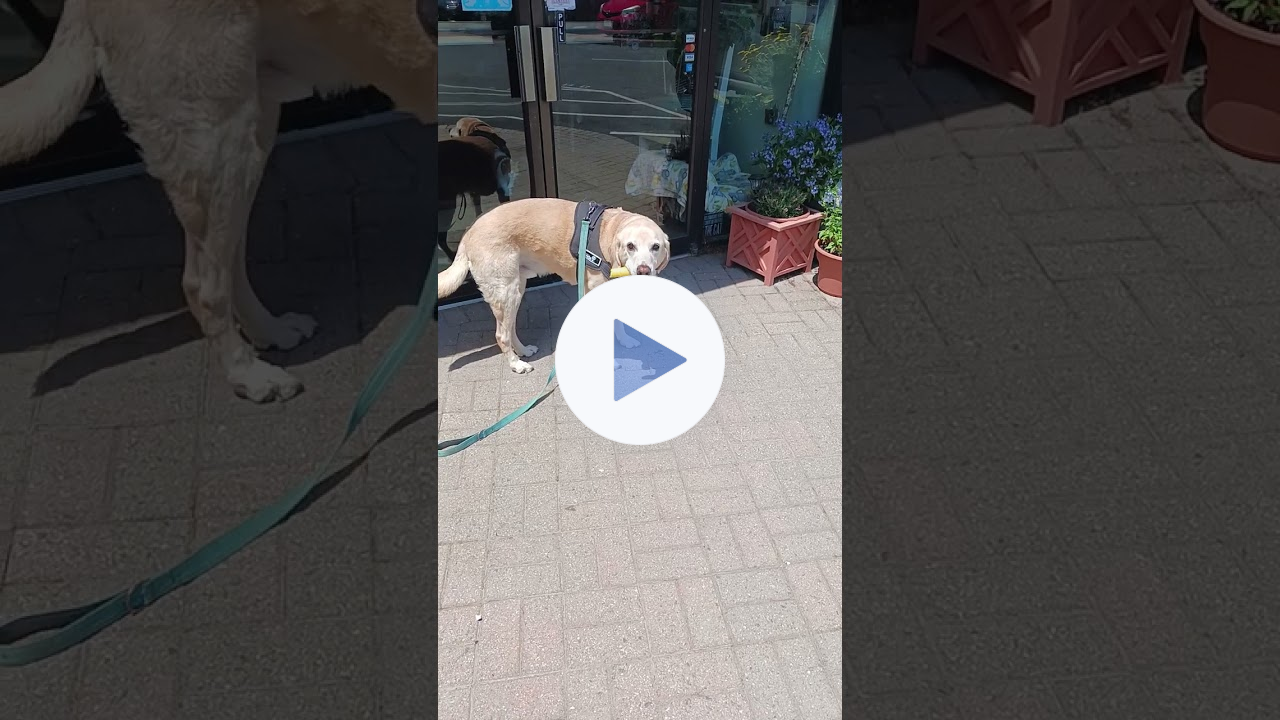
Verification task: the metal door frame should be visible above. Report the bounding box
[514,0,717,257]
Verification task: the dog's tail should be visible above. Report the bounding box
[0,0,97,164]
[437,243,471,299]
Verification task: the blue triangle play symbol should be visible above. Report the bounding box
[614,320,686,401]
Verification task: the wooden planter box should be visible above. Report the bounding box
[725,204,822,287]
[913,0,1196,125]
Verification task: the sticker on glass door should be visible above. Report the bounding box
[461,0,512,11]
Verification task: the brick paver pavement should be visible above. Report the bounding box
[1,118,440,718]
[436,253,844,718]
[845,23,1280,719]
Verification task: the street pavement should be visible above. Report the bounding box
[845,22,1280,720]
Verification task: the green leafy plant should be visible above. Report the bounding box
[749,180,808,219]
[818,189,841,257]
[1210,0,1280,32]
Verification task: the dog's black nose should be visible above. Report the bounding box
[636,264,652,275]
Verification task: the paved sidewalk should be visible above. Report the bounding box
[846,23,1280,719]
[436,256,844,718]
[1,118,439,718]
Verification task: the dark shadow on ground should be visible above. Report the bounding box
[448,344,502,371]
[1185,85,1207,129]
[33,313,201,396]
[2,120,437,397]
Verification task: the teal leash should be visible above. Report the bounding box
[1,219,595,667]
[437,217,591,457]
[0,245,442,668]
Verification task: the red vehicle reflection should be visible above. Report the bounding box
[597,0,677,42]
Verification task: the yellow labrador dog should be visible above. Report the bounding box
[0,0,436,402]
[437,198,671,373]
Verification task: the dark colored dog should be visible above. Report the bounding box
[438,117,514,258]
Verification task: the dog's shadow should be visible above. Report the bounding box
[34,312,201,396]
[448,345,502,370]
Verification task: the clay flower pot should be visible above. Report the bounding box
[1193,0,1280,162]
[725,204,822,286]
[814,240,842,298]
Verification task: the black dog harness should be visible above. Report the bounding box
[568,201,612,279]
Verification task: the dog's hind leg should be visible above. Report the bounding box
[232,93,318,351]
[506,280,538,362]
[479,277,536,374]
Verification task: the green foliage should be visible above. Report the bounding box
[818,193,841,257]
[750,181,808,219]
[1212,0,1280,32]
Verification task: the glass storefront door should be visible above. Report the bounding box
[438,0,706,303]
[539,0,695,252]
[438,0,538,281]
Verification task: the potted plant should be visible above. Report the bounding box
[1193,0,1280,161]
[724,115,840,286]
[814,183,841,298]
[725,180,822,286]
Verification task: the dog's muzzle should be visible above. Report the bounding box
[636,264,652,275]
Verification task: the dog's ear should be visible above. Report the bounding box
[608,222,631,267]
[656,235,671,274]
[450,117,472,137]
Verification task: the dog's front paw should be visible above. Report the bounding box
[511,359,535,374]
[246,312,318,351]
[517,344,539,358]
[618,333,640,349]
[230,360,304,403]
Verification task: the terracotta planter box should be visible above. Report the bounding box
[913,0,1196,125]
[814,241,842,298]
[1194,0,1280,162]
[725,204,822,287]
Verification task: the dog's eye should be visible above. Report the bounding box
[650,244,660,253]
[626,243,636,252]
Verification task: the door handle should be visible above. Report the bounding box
[539,26,559,103]
[514,25,537,102]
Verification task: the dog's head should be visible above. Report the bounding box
[451,117,492,138]
[610,213,671,277]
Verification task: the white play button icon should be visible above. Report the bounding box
[555,275,726,445]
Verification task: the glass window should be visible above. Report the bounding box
[702,0,837,228]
